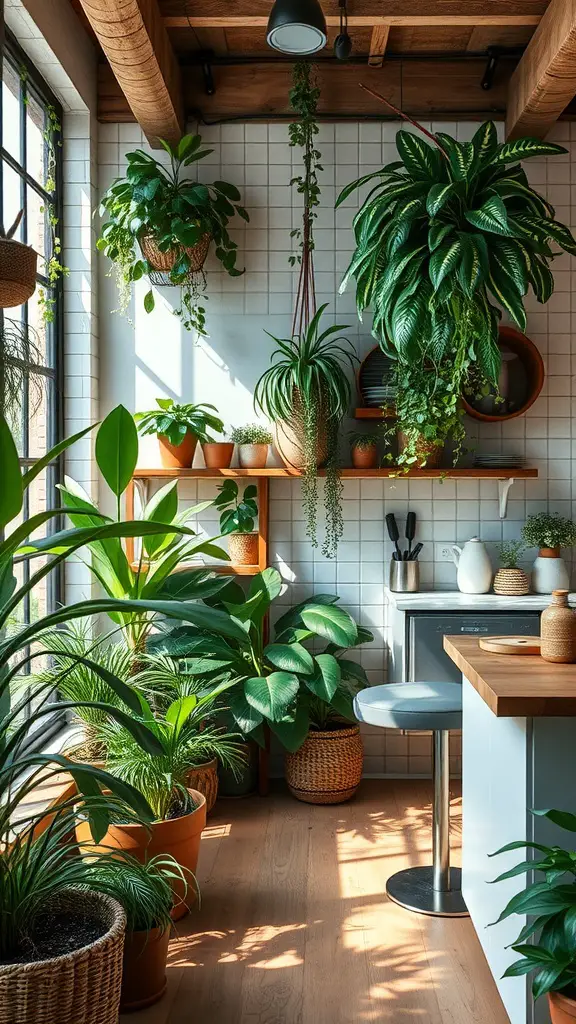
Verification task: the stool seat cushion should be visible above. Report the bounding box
[354,682,462,731]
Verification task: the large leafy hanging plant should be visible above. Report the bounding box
[337,103,576,467]
[97,133,248,337]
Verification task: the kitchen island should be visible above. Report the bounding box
[444,636,576,1024]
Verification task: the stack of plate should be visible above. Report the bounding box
[363,385,397,407]
[360,350,395,406]
[473,454,526,469]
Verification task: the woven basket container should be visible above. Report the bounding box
[493,568,530,596]
[140,231,210,284]
[187,758,219,814]
[228,532,259,566]
[0,238,37,308]
[285,726,364,805]
[0,889,125,1024]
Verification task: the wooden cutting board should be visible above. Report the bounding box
[479,636,541,656]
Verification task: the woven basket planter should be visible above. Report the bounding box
[0,238,37,308]
[285,725,364,805]
[228,532,259,566]
[0,889,125,1024]
[493,567,530,596]
[187,758,219,814]
[140,231,210,285]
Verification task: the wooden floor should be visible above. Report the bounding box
[123,780,510,1024]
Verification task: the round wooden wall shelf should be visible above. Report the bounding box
[462,326,544,423]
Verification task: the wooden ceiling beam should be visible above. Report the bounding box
[368,26,389,67]
[163,15,542,28]
[506,0,576,138]
[79,0,184,146]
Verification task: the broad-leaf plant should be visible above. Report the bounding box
[147,567,372,752]
[337,121,576,467]
[97,133,248,336]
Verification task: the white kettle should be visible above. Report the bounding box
[452,537,493,594]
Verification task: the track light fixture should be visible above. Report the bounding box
[267,0,327,55]
[334,0,352,60]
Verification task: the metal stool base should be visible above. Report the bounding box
[386,866,468,917]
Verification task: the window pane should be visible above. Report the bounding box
[27,378,52,460]
[26,184,47,261]
[26,92,46,187]
[2,61,21,164]
[2,161,23,239]
[26,290,50,365]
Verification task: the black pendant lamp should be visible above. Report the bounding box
[267,0,327,55]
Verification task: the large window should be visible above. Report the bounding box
[1,34,64,738]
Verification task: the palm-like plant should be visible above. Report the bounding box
[254,303,356,557]
[337,121,576,465]
[84,853,194,932]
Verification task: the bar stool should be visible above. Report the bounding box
[354,681,468,918]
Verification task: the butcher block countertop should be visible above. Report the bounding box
[443,635,576,717]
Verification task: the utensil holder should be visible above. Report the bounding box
[389,559,420,593]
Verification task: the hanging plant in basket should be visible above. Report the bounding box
[97,133,249,337]
[0,209,37,309]
[337,85,576,470]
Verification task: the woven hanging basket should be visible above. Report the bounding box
[285,725,364,805]
[0,889,125,1024]
[139,231,210,285]
[186,758,219,814]
[0,238,37,308]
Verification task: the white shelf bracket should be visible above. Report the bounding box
[498,478,514,519]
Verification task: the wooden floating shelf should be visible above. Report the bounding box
[354,407,396,419]
[134,467,538,480]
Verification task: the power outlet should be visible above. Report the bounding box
[435,544,456,562]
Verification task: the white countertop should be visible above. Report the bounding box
[385,588,576,611]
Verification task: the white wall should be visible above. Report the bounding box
[95,117,575,776]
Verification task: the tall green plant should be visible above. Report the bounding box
[254,304,356,558]
[337,120,576,465]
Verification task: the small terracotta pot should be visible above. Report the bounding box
[237,443,269,469]
[549,990,576,1023]
[228,532,259,566]
[397,430,443,469]
[158,431,197,469]
[351,444,378,469]
[120,925,170,1012]
[76,788,206,922]
[540,547,561,558]
[202,442,234,469]
[187,758,218,814]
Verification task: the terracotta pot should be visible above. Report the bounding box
[285,725,364,805]
[76,788,206,922]
[493,568,530,596]
[158,431,197,469]
[549,990,576,1023]
[351,444,378,469]
[187,758,218,814]
[202,442,234,469]
[218,740,259,798]
[228,532,259,566]
[237,443,269,469]
[120,925,171,1012]
[397,430,443,469]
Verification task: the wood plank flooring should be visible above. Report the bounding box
[122,780,510,1024]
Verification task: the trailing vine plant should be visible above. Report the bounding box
[38,104,69,326]
[284,62,349,558]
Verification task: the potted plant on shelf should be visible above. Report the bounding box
[202,432,235,470]
[97,133,248,337]
[490,807,576,1024]
[522,513,576,594]
[214,479,259,566]
[349,431,379,469]
[493,541,530,596]
[85,854,194,1012]
[135,397,225,468]
[148,568,372,804]
[254,304,357,558]
[337,109,576,469]
[230,423,273,469]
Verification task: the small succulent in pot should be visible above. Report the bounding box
[349,431,379,469]
[230,423,273,469]
[214,479,259,565]
[493,540,529,596]
[135,398,224,469]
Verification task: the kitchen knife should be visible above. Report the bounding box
[404,511,416,560]
[385,513,403,561]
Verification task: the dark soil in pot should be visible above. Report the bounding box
[1,912,106,966]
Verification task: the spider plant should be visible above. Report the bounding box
[84,853,195,932]
[254,303,356,558]
[337,118,576,467]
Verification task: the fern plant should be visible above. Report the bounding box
[337,121,576,465]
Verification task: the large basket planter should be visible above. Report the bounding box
[140,232,210,283]
[0,890,125,1024]
[187,758,218,814]
[285,725,364,805]
[0,238,38,308]
[76,788,206,922]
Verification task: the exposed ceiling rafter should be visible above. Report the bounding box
[506,0,576,137]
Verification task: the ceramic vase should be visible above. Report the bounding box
[532,547,570,594]
[540,589,576,664]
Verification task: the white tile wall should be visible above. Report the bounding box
[94,117,576,776]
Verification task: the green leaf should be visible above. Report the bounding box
[477,329,502,386]
[244,672,300,722]
[264,643,314,675]
[300,604,358,647]
[142,480,178,558]
[0,416,23,528]
[269,705,310,753]
[533,808,576,833]
[144,289,155,314]
[426,182,456,217]
[214,180,241,201]
[306,654,341,702]
[95,404,139,498]
[495,138,568,164]
[22,424,95,490]
[530,259,554,304]
[228,688,263,734]
[428,222,453,253]
[391,288,427,354]
[471,121,498,169]
[465,195,509,235]
[488,271,527,331]
[396,130,437,179]
[429,239,462,290]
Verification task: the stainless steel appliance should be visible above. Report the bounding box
[407,612,541,683]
